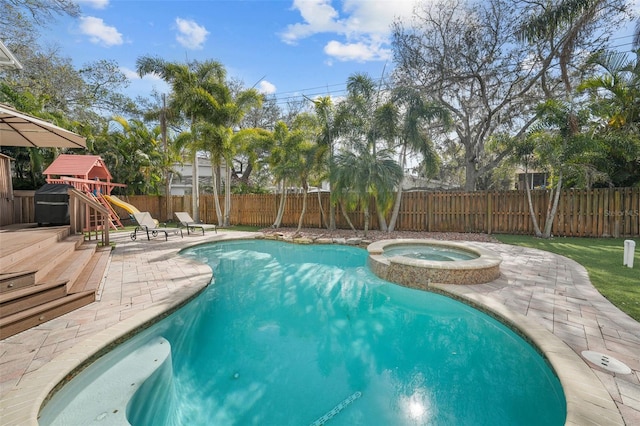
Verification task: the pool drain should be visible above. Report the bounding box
[581,351,632,374]
[309,391,362,426]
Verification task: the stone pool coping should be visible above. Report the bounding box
[0,233,629,425]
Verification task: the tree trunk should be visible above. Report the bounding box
[192,149,199,222]
[296,186,308,232]
[524,171,543,237]
[387,187,402,232]
[164,173,172,222]
[190,115,200,222]
[162,94,171,222]
[273,180,287,228]
[377,208,388,232]
[329,200,336,230]
[316,190,328,229]
[464,157,477,191]
[224,159,232,226]
[542,171,563,238]
[240,162,253,184]
[329,141,336,230]
[363,199,370,238]
[211,161,223,226]
[339,200,357,233]
[388,144,407,232]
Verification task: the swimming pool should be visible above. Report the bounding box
[382,243,478,261]
[40,240,566,425]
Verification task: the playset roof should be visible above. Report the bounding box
[43,154,112,181]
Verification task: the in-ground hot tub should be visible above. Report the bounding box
[368,239,502,287]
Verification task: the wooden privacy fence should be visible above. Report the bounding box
[84,187,640,238]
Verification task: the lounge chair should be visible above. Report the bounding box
[131,212,183,241]
[175,212,217,235]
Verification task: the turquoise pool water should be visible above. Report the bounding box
[382,244,478,261]
[44,240,566,425]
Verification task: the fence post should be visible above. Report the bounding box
[614,190,621,238]
[486,191,492,235]
[427,192,433,232]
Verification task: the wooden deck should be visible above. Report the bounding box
[0,224,67,265]
[0,225,112,339]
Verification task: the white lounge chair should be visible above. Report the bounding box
[175,212,217,235]
[131,212,183,241]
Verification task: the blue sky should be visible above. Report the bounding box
[41,0,639,107]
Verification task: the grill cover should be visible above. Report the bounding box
[35,184,71,225]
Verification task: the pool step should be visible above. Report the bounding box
[38,336,172,425]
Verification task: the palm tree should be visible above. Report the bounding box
[142,93,183,220]
[136,56,226,221]
[195,121,227,224]
[387,87,450,231]
[333,73,402,233]
[192,77,262,227]
[268,121,308,228]
[311,96,336,229]
[332,142,403,237]
[288,113,321,233]
[517,0,615,237]
[216,88,262,227]
[524,99,594,237]
[518,0,609,93]
[579,50,639,129]
[578,49,640,186]
[95,117,164,195]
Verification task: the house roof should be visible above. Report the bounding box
[43,154,112,181]
[0,41,22,70]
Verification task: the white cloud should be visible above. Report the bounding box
[281,0,418,62]
[341,0,415,35]
[324,40,391,62]
[120,67,163,81]
[76,0,109,9]
[281,0,343,44]
[257,80,277,94]
[175,18,209,50]
[120,67,139,80]
[120,67,170,96]
[79,16,123,46]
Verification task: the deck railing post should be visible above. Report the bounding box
[67,188,110,245]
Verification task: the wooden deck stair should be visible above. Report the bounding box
[0,226,112,339]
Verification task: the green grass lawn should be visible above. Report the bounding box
[494,235,640,322]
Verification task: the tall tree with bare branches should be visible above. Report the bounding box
[392,0,629,191]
